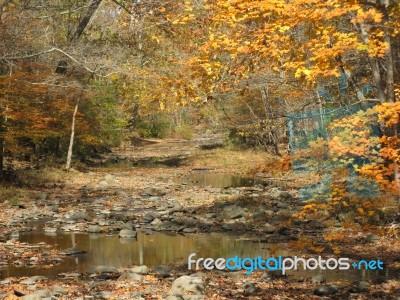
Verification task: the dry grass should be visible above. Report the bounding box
[187,147,277,174]
[0,186,29,204]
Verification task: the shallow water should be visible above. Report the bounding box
[1,231,397,283]
[180,173,264,188]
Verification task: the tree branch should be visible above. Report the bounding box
[0,47,116,78]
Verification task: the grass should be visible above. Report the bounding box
[0,186,29,204]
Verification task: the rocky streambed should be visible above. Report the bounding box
[0,139,399,299]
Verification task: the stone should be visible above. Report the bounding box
[129,265,148,274]
[53,286,67,296]
[58,272,82,278]
[94,266,119,273]
[88,225,101,233]
[62,247,87,255]
[166,295,184,300]
[171,275,205,295]
[313,285,339,296]
[264,223,276,233]
[98,180,109,187]
[311,275,326,284]
[143,212,159,222]
[118,272,143,281]
[99,291,115,299]
[119,229,137,239]
[69,211,88,221]
[21,295,42,300]
[31,289,51,298]
[20,277,41,285]
[349,280,370,293]
[366,234,380,243]
[44,227,57,234]
[151,218,163,226]
[242,282,257,295]
[153,265,171,278]
[104,174,116,182]
[182,228,196,233]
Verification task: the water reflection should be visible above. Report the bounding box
[180,174,264,188]
[0,231,397,283]
[1,232,288,279]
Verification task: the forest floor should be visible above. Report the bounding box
[0,137,399,299]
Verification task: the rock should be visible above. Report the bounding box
[166,295,184,300]
[119,229,137,239]
[53,286,67,296]
[38,193,48,201]
[62,247,87,255]
[349,280,370,293]
[69,211,88,221]
[221,222,245,231]
[276,202,288,209]
[31,289,51,298]
[21,295,42,300]
[313,285,338,296]
[311,275,326,284]
[104,174,116,182]
[264,223,276,233]
[143,212,159,222]
[20,276,45,285]
[242,282,257,295]
[118,272,143,281]
[151,218,163,226]
[366,234,380,243]
[153,265,171,278]
[88,225,101,233]
[279,191,292,200]
[252,211,267,220]
[129,265,148,274]
[223,205,245,219]
[58,272,82,278]
[182,228,197,233]
[94,266,119,274]
[43,227,57,233]
[171,275,205,295]
[98,180,109,187]
[99,291,115,299]
[141,188,166,197]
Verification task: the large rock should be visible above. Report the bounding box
[87,225,101,233]
[153,265,171,278]
[94,266,119,274]
[62,247,87,255]
[118,272,143,281]
[119,229,137,239]
[129,265,148,274]
[171,275,205,296]
[68,211,88,221]
[222,204,247,219]
[313,285,339,296]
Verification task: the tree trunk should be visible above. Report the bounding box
[70,0,103,43]
[66,99,79,170]
[359,23,386,103]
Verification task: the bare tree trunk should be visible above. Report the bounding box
[381,0,395,103]
[359,23,386,103]
[66,99,79,170]
[70,0,103,43]
[0,138,4,172]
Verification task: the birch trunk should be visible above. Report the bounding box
[66,99,79,170]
